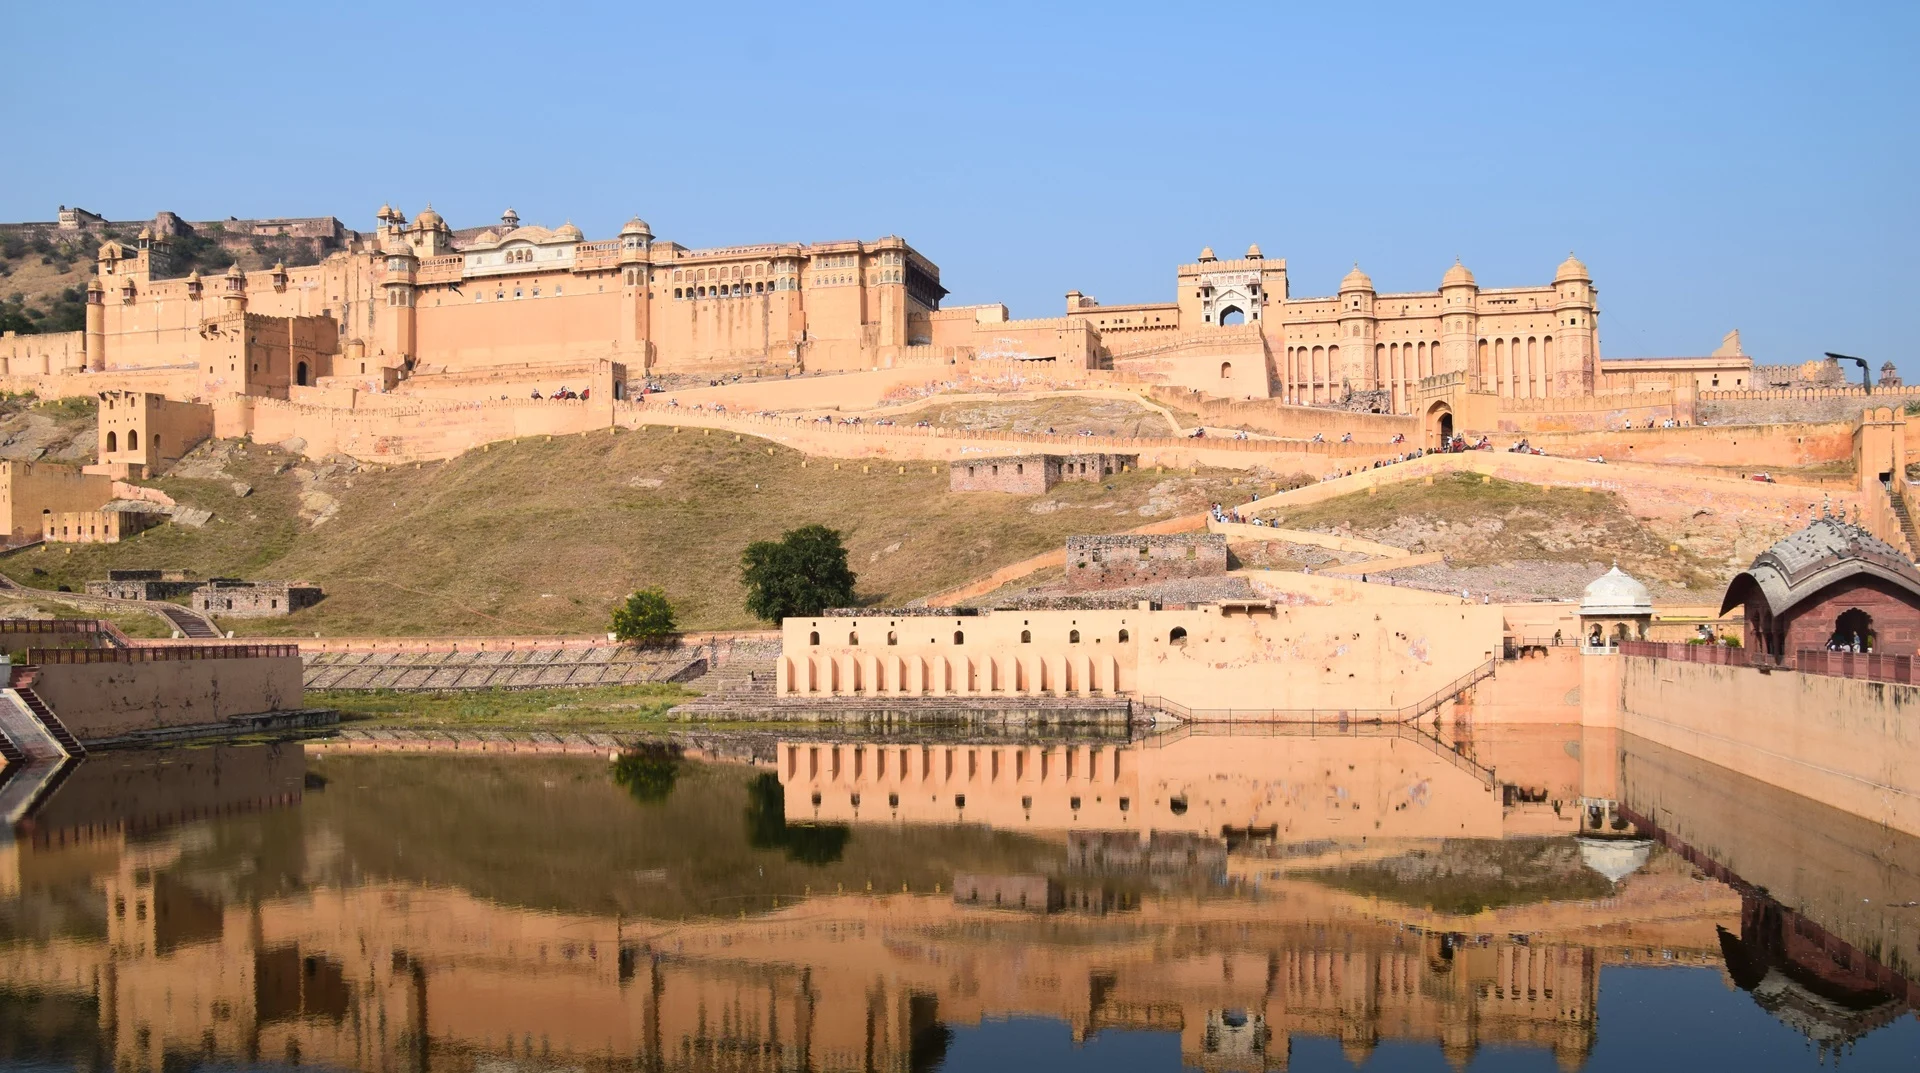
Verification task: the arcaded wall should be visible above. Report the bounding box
[1617,655,1920,835]
[779,603,1504,713]
[33,654,305,740]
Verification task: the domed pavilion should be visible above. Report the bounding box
[1719,517,1920,663]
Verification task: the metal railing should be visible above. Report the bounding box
[1136,658,1496,726]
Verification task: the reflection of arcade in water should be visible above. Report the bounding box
[0,732,1913,1072]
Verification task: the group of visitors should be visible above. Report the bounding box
[528,386,589,401]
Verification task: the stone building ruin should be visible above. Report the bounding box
[948,453,1137,494]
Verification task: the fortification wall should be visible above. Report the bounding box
[1521,421,1856,471]
[0,330,84,375]
[1491,390,1686,433]
[1147,388,1417,441]
[1696,386,1920,426]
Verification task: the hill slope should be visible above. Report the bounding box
[1,429,1238,636]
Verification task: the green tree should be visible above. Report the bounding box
[610,587,677,646]
[740,524,856,622]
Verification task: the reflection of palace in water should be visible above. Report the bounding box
[0,731,1913,1072]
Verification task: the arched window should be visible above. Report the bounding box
[105,431,117,452]
[1069,629,1081,644]
[848,631,859,645]
[1020,629,1031,643]
[953,630,965,645]
[1220,361,1233,379]
[128,430,139,451]
[1118,629,1130,643]
[1169,627,1188,646]
[887,630,897,645]
[808,631,820,646]
[1833,608,1875,652]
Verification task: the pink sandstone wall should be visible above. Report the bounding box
[1615,655,1920,836]
[1523,421,1857,470]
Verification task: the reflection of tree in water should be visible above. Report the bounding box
[907,993,951,1073]
[745,773,852,865]
[610,745,681,804]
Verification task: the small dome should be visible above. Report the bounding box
[501,207,518,219]
[377,203,393,219]
[1340,263,1374,292]
[137,226,153,241]
[1581,565,1652,616]
[1442,260,1476,288]
[224,263,245,279]
[1555,253,1590,282]
[86,276,104,293]
[1245,242,1263,259]
[413,204,445,230]
[471,229,500,246]
[187,269,202,281]
[1198,246,1216,262]
[620,217,652,237]
[272,261,286,272]
[554,221,584,241]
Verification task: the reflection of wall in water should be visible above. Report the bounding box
[777,733,1591,842]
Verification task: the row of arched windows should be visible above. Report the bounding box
[104,429,152,453]
[1475,335,1556,399]
[675,281,778,299]
[1283,343,1343,405]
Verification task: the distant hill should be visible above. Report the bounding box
[0,210,358,331]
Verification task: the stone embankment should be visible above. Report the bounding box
[304,646,703,691]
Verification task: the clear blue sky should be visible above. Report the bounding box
[3,1,1913,371]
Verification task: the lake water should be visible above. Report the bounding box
[1,724,1916,1072]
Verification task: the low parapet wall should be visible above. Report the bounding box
[1146,388,1417,441]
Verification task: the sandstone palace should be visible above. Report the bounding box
[1,204,1798,407]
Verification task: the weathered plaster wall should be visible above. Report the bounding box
[1617,655,1920,836]
[33,654,305,740]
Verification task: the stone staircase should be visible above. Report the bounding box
[304,645,705,691]
[1885,479,1920,560]
[8,667,85,758]
[159,605,222,639]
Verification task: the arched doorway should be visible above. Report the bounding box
[296,361,310,387]
[1425,401,1454,450]
[1832,608,1874,652]
[1218,306,1245,327]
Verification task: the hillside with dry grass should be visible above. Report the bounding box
[0,429,1242,636]
[1254,472,1794,601]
